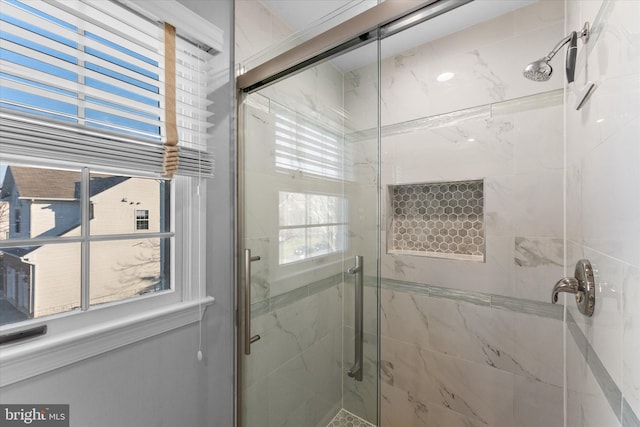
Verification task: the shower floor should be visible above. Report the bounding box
[327,409,375,427]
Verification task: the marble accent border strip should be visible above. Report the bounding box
[382,277,563,320]
[624,400,640,427]
[491,294,564,321]
[252,274,565,321]
[567,311,640,426]
[348,89,563,141]
[251,273,342,318]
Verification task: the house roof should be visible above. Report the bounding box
[3,167,81,199]
[0,166,129,200]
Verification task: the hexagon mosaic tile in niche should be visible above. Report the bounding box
[389,180,484,260]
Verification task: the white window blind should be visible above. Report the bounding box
[175,36,214,152]
[273,103,351,181]
[0,0,214,177]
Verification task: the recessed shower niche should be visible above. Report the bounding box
[388,180,485,261]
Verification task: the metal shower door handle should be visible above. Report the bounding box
[347,255,363,381]
[244,249,261,355]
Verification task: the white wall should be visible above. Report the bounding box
[0,1,235,426]
[30,200,79,238]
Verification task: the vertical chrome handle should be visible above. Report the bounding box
[347,255,363,381]
[244,249,261,355]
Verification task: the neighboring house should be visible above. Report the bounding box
[0,166,164,318]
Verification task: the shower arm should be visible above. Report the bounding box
[542,34,573,62]
[543,24,590,62]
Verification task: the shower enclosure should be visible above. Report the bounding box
[237,0,639,426]
[238,40,380,426]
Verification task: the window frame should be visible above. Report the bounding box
[0,0,219,387]
[0,159,212,387]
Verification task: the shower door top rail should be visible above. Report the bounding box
[237,0,471,93]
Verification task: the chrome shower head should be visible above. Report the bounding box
[523,58,553,81]
[523,22,589,83]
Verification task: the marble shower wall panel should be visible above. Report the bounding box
[343,331,378,423]
[566,322,622,427]
[235,0,293,67]
[380,381,489,427]
[345,143,380,276]
[565,0,640,424]
[344,66,379,132]
[624,265,640,422]
[377,95,564,301]
[382,336,515,427]
[243,285,344,427]
[260,61,346,129]
[379,287,564,427]
[378,1,564,126]
[380,285,564,385]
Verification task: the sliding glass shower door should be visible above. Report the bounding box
[238,41,380,427]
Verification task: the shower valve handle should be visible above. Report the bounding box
[551,259,596,317]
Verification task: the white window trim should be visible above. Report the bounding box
[0,295,214,387]
[0,173,210,387]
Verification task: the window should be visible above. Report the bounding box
[14,209,20,234]
[0,164,170,322]
[0,0,214,325]
[279,191,347,264]
[0,0,222,386]
[135,209,150,230]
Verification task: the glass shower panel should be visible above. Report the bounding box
[239,40,379,427]
[377,1,566,426]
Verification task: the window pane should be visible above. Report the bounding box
[90,237,169,306]
[307,193,343,224]
[279,191,306,227]
[89,173,168,235]
[279,225,347,265]
[308,225,339,255]
[279,227,305,264]
[0,163,82,240]
[0,242,81,325]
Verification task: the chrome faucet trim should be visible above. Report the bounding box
[551,259,596,317]
[552,277,580,303]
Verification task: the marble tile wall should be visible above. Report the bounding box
[345,0,567,303]
[235,0,293,71]
[378,280,564,427]
[343,1,569,425]
[378,288,555,427]
[565,0,640,425]
[242,280,343,427]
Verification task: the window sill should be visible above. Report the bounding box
[0,296,214,387]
